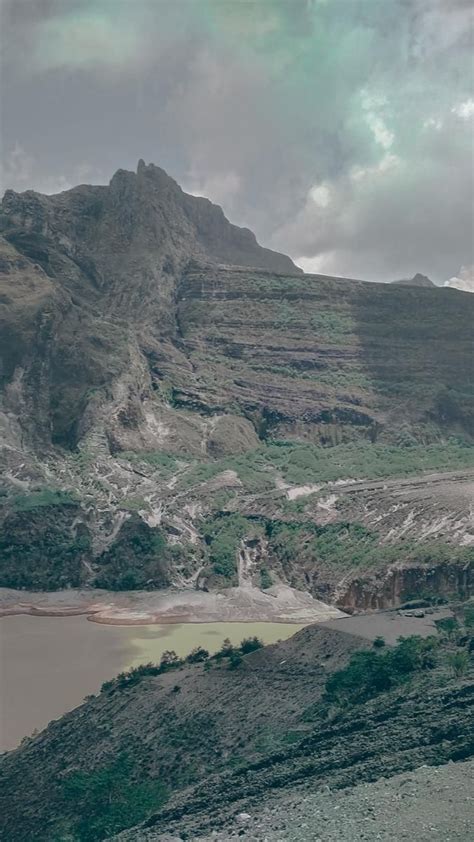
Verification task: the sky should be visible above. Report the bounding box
[1,0,473,287]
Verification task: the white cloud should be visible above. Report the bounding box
[444,265,474,292]
[309,184,331,208]
[295,253,335,274]
[452,99,474,119]
[350,153,401,183]
[361,91,394,151]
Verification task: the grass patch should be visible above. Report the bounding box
[9,488,78,512]
[178,439,474,496]
[119,450,180,479]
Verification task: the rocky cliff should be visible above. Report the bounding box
[0,162,472,601]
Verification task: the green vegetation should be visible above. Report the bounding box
[9,488,78,512]
[310,309,355,339]
[324,636,440,705]
[266,518,473,574]
[267,521,391,571]
[435,617,460,637]
[186,646,210,663]
[264,439,474,485]
[247,361,372,391]
[101,636,264,694]
[202,513,263,580]
[448,651,469,677]
[94,519,172,590]
[200,508,472,586]
[119,450,179,480]
[463,604,474,628]
[228,650,243,669]
[323,616,474,709]
[179,439,474,494]
[57,754,166,841]
[240,636,264,654]
[0,507,90,590]
[101,650,185,693]
[119,496,149,513]
[260,566,273,589]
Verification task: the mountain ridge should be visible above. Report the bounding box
[0,163,472,602]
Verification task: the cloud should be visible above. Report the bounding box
[282,104,473,283]
[452,99,474,119]
[1,0,473,284]
[444,266,474,293]
[0,144,105,196]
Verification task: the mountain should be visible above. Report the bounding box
[392,273,435,288]
[0,162,473,603]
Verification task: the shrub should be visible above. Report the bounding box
[373,636,386,648]
[58,753,167,841]
[448,651,469,677]
[160,650,182,671]
[186,647,209,663]
[216,637,235,659]
[260,567,273,589]
[240,636,264,654]
[228,650,243,670]
[435,617,459,638]
[325,636,439,705]
[463,605,474,629]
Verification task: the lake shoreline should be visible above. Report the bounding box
[0,584,344,626]
[0,615,307,752]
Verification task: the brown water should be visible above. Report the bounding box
[0,615,303,752]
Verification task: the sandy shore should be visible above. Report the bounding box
[0,584,344,626]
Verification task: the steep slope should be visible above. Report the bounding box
[0,163,473,600]
[0,161,299,449]
[0,619,472,841]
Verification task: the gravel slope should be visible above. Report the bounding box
[127,760,474,841]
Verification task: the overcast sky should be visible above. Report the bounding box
[1,0,473,286]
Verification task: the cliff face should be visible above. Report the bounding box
[1,161,472,453]
[0,162,473,601]
[0,161,299,448]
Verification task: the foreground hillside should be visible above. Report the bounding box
[0,162,473,604]
[1,606,473,841]
[124,761,474,841]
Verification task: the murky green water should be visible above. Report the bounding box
[0,616,303,752]
[128,621,304,665]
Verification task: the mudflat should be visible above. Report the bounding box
[0,584,343,624]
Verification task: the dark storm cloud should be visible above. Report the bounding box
[1,0,472,284]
